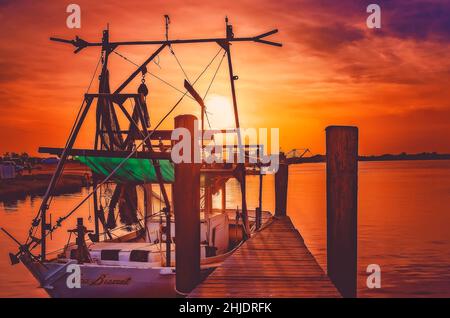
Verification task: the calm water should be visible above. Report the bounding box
[0,160,449,297]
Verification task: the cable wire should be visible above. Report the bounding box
[112,50,195,100]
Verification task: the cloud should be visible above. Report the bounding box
[289,22,365,54]
[0,0,450,154]
[382,0,450,41]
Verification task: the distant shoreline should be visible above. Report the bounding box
[287,153,450,164]
[0,163,89,202]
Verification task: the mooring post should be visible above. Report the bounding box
[256,173,263,229]
[204,186,213,216]
[275,152,288,217]
[221,182,226,212]
[174,114,201,294]
[143,183,153,243]
[326,126,358,298]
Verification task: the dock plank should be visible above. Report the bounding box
[189,216,341,298]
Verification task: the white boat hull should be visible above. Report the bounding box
[21,257,214,298]
[18,210,272,298]
[46,263,176,298]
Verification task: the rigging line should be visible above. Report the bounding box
[148,73,194,100]
[49,53,102,195]
[153,54,161,69]
[63,53,103,148]
[170,46,191,84]
[163,15,191,90]
[27,48,224,253]
[112,49,139,66]
[112,50,195,101]
[49,54,102,201]
[27,53,102,244]
[203,51,227,100]
[202,51,227,129]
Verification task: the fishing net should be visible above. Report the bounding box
[76,156,174,183]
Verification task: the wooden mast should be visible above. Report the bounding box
[220,17,251,236]
[38,96,94,260]
[92,27,112,242]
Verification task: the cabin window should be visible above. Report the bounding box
[130,250,150,262]
[101,249,120,261]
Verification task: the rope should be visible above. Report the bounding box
[203,51,227,100]
[49,53,101,197]
[153,54,161,69]
[112,50,195,101]
[163,14,191,84]
[26,53,103,245]
[113,48,226,130]
[202,51,227,129]
[170,46,191,84]
[28,47,224,254]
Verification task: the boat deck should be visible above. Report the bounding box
[189,216,341,298]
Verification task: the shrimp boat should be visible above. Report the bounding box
[4,17,281,297]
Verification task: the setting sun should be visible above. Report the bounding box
[204,95,235,129]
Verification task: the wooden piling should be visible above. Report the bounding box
[256,173,263,230]
[143,183,153,243]
[221,183,226,212]
[326,126,358,298]
[174,114,201,294]
[275,153,288,217]
[204,186,213,216]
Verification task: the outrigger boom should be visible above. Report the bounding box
[50,29,281,54]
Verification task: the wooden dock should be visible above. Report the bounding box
[189,216,341,298]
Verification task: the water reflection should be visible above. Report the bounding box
[1,160,449,297]
[2,198,21,211]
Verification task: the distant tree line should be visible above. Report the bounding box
[287,152,450,164]
[1,152,42,165]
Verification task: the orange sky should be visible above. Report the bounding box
[1,0,450,156]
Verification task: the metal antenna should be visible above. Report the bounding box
[164,15,170,41]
